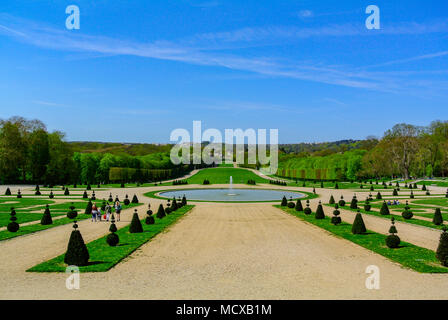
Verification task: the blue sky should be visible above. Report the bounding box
[0,0,447,143]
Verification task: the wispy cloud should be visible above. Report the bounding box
[32,100,67,107]
[298,10,314,18]
[1,15,448,96]
[364,50,448,69]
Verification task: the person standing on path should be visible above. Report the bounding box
[105,202,111,222]
[115,200,122,221]
[91,203,98,222]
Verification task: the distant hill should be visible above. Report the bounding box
[68,141,173,156]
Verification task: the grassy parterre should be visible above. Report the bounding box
[186,167,269,185]
[276,205,448,273]
[28,204,194,272]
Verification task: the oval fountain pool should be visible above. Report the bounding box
[158,188,306,202]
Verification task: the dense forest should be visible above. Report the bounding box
[0,116,447,184]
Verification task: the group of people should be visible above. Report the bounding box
[387,200,400,206]
[91,200,122,222]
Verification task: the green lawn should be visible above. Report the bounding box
[186,167,269,184]
[28,204,194,272]
[276,205,448,273]
[418,180,448,188]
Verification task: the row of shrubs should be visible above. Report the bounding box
[269,180,287,186]
[280,195,448,266]
[172,180,188,185]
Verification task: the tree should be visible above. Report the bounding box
[124,195,130,206]
[331,204,342,225]
[64,187,70,196]
[64,222,89,266]
[338,196,345,207]
[380,201,390,215]
[433,208,443,226]
[386,217,401,248]
[7,207,19,232]
[352,211,366,234]
[106,214,119,246]
[315,201,325,219]
[28,129,50,182]
[0,121,27,183]
[402,201,413,219]
[182,195,187,206]
[376,192,382,200]
[436,227,448,267]
[129,209,143,233]
[304,200,312,215]
[4,187,11,195]
[295,199,303,211]
[350,194,358,209]
[85,200,93,215]
[329,195,335,205]
[156,204,166,219]
[145,206,155,224]
[171,198,178,211]
[67,204,78,219]
[41,204,53,225]
[281,196,287,206]
[131,194,139,204]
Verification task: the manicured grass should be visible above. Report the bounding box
[413,198,448,207]
[28,205,194,272]
[186,167,269,184]
[418,180,448,188]
[0,214,91,241]
[0,211,65,227]
[218,163,234,167]
[276,205,448,273]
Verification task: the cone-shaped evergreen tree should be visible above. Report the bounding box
[396,182,400,188]
[422,184,427,191]
[320,181,324,188]
[156,204,166,219]
[5,187,11,196]
[86,183,91,190]
[315,201,325,219]
[436,227,448,267]
[64,187,70,196]
[331,204,342,225]
[380,201,390,215]
[35,185,41,195]
[129,209,143,233]
[413,183,417,189]
[91,192,96,200]
[350,194,358,209]
[370,185,374,191]
[131,194,139,204]
[64,221,89,266]
[281,196,287,206]
[108,193,113,202]
[410,190,414,199]
[41,204,53,225]
[386,217,400,248]
[124,194,130,206]
[295,199,303,211]
[329,195,335,205]
[171,198,178,211]
[182,195,187,206]
[304,200,312,215]
[17,189,22,198]
[85,200,93,215]
[376,192,382,200]
[7,207,19,232]
[106,214,119,246]
[334,182,339,189]
[393,189,398,196]
[433,208,443,226]
[49,190,54,199]
[351,211,366,234]
[82,191,88,199]
[402,201,413,219]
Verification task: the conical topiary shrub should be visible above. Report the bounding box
[156,204,166,219]
[304,200,312,215]
[7,207,19,232]
[131,194,139,204]
[106,214,119,246]
[364,198,371,211]
[426,190,431,196]
[82,191,88,199]
[352,210,366,234]
[436,227,448,267]
[329,195,335,205]
[433,208,443,226]
[108,193,113,202]
[85,200,92,215]
[295,199,303,212]
[67,204,78,219]
[320,181,324,188]
[35,185,41,195]
[129,209,143,233]
[338,195,345,207]
[393,189,398,196]
[5,187,11,196]
[402,201,413,220]
[331,204,342,225]
[86,183,91,190]
[182,195,187,206]
[91,191,96,200]
[64,187,70,196]
[313,187,316,194]
[171,198,178,211]
[370,185,374,192]
[380,201,390,215]
[350,194,358,209]
[49,190,54,199]
[315,201,325,219]
[335,182,339,189]
[385,217,400,248]
[281,196,287,206]
[64,221,89,266]
[41,204,53,225]
[410,190,414,199]
[376,192,382,200]
[17,189,22,199]
[422,184,427,191]
[124,195,130,206]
